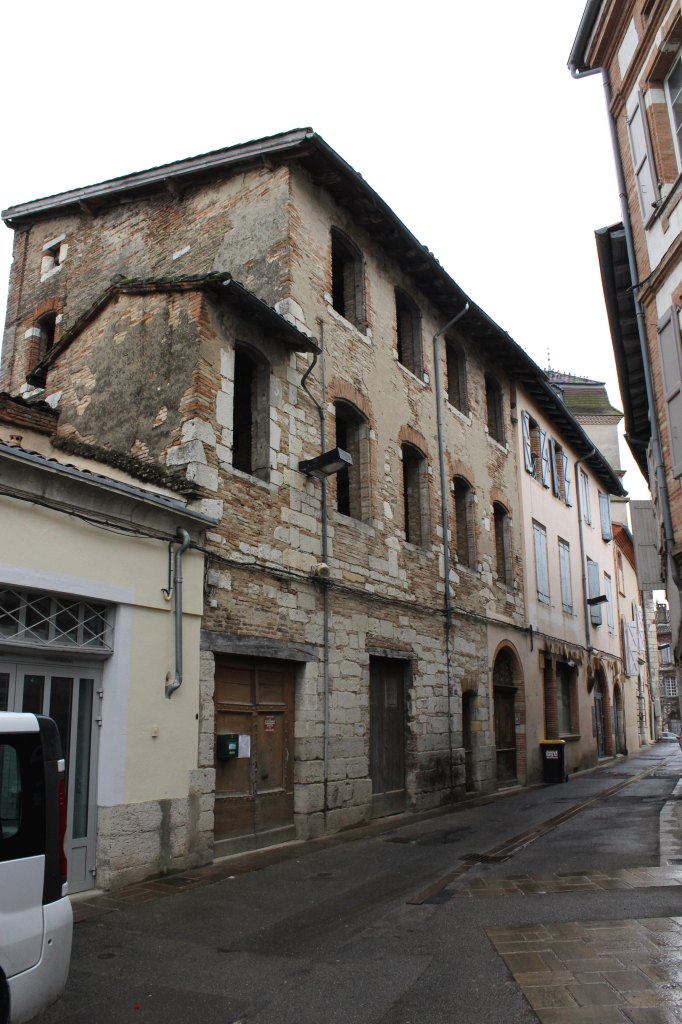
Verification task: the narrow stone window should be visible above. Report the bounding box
[334,400,370,521]
[232,345,270,481]
[395,289,422,376]
[493,502,511,586]
[331,229,365,330]
[40,235,67,278]
[485,374,504,444]
[401,443,428,545]
[453,476,476,570]
[446,340,467,412]
[37,314,57,359]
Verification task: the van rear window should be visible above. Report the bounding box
[0,736,45,861]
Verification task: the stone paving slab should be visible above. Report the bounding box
[487,917,682,1023]
[448,867,682,898]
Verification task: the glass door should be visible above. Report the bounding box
[0,661,100,892]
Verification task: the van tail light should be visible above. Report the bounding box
[58,777,68,878]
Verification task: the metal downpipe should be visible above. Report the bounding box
[433,303,469,794]
[166,528,191,698]
[575,449,597,659]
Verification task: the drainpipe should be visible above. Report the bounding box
[433,303,469,794]
[300,325,330,821]
[165,528,191,698]
[570,57,682,640]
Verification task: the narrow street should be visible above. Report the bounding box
[30,743,682,1024]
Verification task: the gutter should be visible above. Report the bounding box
[165,528,192,698]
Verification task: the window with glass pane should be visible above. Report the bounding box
[0,586,111,651]
[666,55,682,168]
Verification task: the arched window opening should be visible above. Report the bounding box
[402,443,428,546]
[395,290,422,376]
[331,229,365,330]
[334,401,369,521]
[493,648,517,784]
[453,476,476,570]
[232,345,270,481]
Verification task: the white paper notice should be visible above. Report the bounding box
[238,735,251,758]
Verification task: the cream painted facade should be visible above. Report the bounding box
[0,419,213,890]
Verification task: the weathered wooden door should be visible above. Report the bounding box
[494,687,517,783]
[462,691,474,792]
[369,657,406,817]
[594,684,607,758]
[214,657,295,851]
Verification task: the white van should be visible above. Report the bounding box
[0,713,73,1023]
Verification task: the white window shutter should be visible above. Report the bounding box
[599,493,613,541]
[539,429,550,487]
[657,308,682,478]
[563,453,572,506]
[559,541,572,611]
[522,411,534,474]
[534,524,550,602]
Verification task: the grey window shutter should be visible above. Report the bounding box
[588,559,602,625]
[563,453,572,506]
[559,541,572,611]
[549,437,560,497]
[657,308,682,478]
[539,429,550,487]
[599,492,613,541]
[534,524,550,602]
[522,411,534,474]
[627,93,660,219]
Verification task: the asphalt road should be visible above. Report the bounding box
[34,744,682,1024]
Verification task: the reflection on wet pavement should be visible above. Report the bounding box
[448,867,682,898]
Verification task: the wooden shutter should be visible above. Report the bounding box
[657,308,682,478]
[627,92,660,220]
[599,492,613,540]
[563,453,572,506]
[588,559,602,625]
[539,429,550,487]
[559,540,572,612]
[534,523,550,602]
[521,411,534,474]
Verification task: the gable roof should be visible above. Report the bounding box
[2,129,626,497]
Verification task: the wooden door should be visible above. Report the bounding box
[214,658,294,845]
[594,685,607,758]
[462,691,474,792]
[494,687,517,783]
[369,657,406,817]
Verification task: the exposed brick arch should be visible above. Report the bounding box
[328,377,375,431]
[398,424,429,460]
[446,454,474,486]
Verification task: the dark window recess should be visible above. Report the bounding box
[232,346,269,481]
[446,341,467,412]
[334,401,367,521]
[395,290,422,376]
[331,230,364,330]
[493,502,512,586]
[485,375,504,444]
[402,444,427,546]
[454,477,476,570]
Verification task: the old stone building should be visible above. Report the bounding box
[0,128,631,886]
[570,0,682,678]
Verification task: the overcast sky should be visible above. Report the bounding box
[0,0,647,497]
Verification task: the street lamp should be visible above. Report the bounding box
[298,447,352,479]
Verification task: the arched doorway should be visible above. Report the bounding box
[462,691,475,792]
[493,649,517,784]
[594,673,607,758]
[613,682,626,754]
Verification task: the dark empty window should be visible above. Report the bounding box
[446,340,467,412]
[395,290,422,376]
[331,229,364,330]
[334,401,369,521]
[453,477,476,570]
[232,345,270,481]
[485,375,504,444]
[402,443,428,545]
[493,502,512,587]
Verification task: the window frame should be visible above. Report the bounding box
[492,502,512,587]
[333,399,370,523]
[395,289,423,378]
[485,374,505,445]
[665,51,682,172]
[401,443,429,547]
[453,476,477,571]
[445,339,468,414]
[330,228,366,331]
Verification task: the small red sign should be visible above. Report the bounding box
[264,716,276,734]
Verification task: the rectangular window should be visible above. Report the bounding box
[657,308,682,478]
[599,492,613,541]
[604,572,614,630]
[580,470,591,525]
[627,93,659,219]
[587,559,602,626]
[665,677,679,697]
[533,521,550,604]
[666,53,682,170]
[557,662,576,736]
[559,539,572,613]
[563,452,572,506]
[660,644,673,665]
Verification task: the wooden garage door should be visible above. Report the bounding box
[214,658,294,845]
